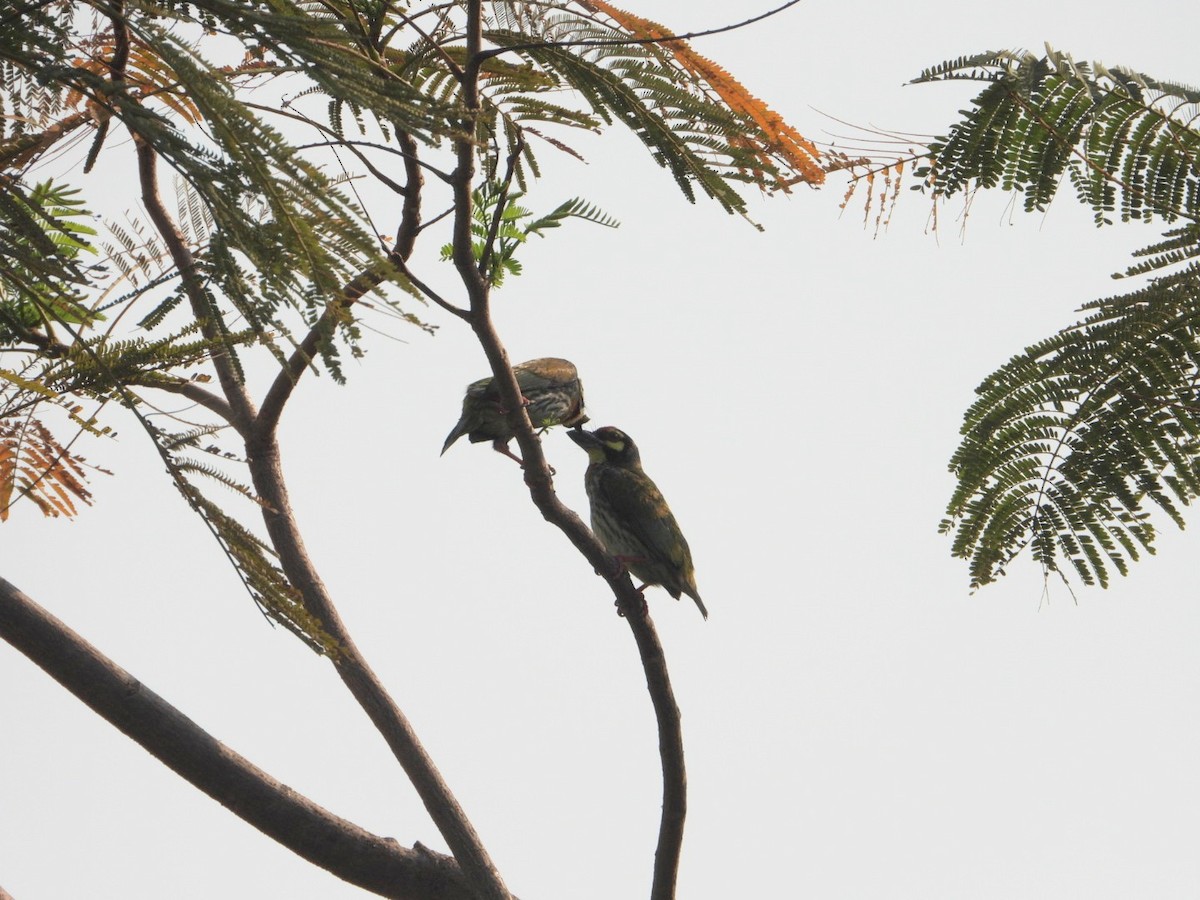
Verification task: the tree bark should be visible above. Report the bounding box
[0,577,484,900]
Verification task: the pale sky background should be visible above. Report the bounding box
[3,1,1200,898]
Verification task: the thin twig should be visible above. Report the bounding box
[246,100,454,184]
[478,131,525,284]
[476,0,805,61]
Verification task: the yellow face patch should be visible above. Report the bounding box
[604,439,625,453]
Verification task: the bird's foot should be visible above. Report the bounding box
[492,442,525,467]
[498,393,532,415]
[613,589,649,619]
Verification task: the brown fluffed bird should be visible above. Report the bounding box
[442,357,588,464]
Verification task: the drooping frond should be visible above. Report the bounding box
[0,179,100,343]
[577,0,824,188]
[942,265,1200,588]
[836,48,1200,240]
[482,1,823,216]
[177,469,339,656]
[913,48,1200,226]
[830,47,1200,588]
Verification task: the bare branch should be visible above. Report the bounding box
[522,442,688,899]
[393,257,470,320]
[131,375,238,423]
[0,577,483,900]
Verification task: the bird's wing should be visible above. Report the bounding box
[595,466,692,569]
[464,374,499,402]
[514,358,577,392]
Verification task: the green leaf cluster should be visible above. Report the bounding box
[440,180,619,287]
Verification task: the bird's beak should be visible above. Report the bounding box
[568,428,597,449]
[568,428,606,462]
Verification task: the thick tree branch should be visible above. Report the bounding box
[126,71,507,893]
[0,577,482,900]
[241,436,513,900]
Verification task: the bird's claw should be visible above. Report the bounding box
[613,594,649,619]
[498,393,532,415]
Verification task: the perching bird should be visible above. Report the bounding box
[568,426,707,619]
[441,357,588,464]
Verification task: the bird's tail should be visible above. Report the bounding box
[441,419,469,456]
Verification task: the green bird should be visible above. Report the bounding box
[569,426,707,619]
[442,357,588,464]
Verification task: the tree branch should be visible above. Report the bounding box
[0,577,482,900]
[457,3,688,896]
[232,114,510,898]
[133,135,258,437]
[241,436,513,900]
[473,308,689,900]
[129,375,237,423]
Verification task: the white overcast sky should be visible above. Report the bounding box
[4,1,1199,898]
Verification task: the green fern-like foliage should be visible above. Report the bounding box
[482,0,824,215]
[1,0,822,647]
[912,49,1200,587]
[942,267,1200,587]
[0,179,101,343]
[913,48,1200,231]
[440,181,619,287]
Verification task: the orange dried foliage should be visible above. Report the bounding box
[579,0,824,188]
[0,439,14,518]
[68,36,202,125]
[0,419,95,521]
